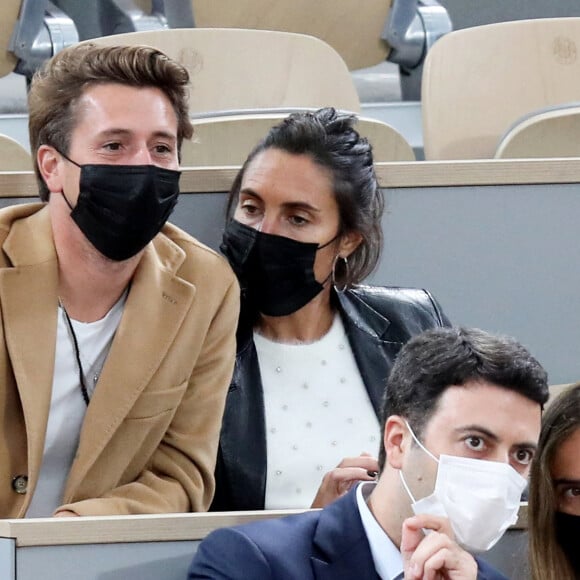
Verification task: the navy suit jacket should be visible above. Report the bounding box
[189,489,508,580]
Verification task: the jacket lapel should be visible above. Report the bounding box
[311,489,379,580]
[0,206,59,490]
[216,325,267,510]
[217,290,404,510]
[338,290,402,416]
[64,236,196,497]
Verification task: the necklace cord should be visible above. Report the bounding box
[58,299,90,406]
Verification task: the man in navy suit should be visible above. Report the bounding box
[189,327,549,579]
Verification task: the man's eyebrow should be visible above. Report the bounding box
[239,188,320,212]
[96,128,131,138]
[96,128,177,141]
[453,425,500,442]
[151,130,177,141]
[453,425,538,450]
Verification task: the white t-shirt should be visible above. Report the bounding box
[255,314,380,509]
[26,295,125,517]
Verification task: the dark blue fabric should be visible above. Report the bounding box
[190,488,508,580]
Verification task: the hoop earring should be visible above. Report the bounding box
[332,255,349,292]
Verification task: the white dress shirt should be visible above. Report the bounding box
[356,482,404,580]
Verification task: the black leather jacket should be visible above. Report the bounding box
[211,285,450,511]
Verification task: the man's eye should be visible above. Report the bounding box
[154,144,171,154]
[104,142,121,151]
[465,436,484,451]
[513,448,534,465]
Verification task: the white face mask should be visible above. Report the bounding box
[399,421,527,553]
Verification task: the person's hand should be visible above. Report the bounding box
[53,510,79,517]
[310,452,379,508]
[401,514,477,580]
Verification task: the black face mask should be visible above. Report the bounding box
[555,511,580,574]
[59,154,181,261]
[220,219,338,317]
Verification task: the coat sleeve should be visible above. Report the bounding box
[189,528,273,579]
[474,557,509,580]
[56,268,240,515]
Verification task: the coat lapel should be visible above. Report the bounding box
[216,334,267,510]
[310,489,379,580]
[64,235,196,497]
[0,206,59,489]
[338,290,402,416]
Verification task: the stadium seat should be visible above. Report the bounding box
[86,28,361,114]
[0,134,33,170]
[188,0,392,71]
[189,0,451,101]
[495,103,580,158]
[546,383,575,407]
[422,18,580,159]
[181,112,415,167]
[0,0,78,81]
[0,0,22,78]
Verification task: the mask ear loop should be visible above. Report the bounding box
[332,255,349,292]
[399,469,417,503]
[54,149,80,211]
[61,192,74,211]
[398,420,440,503]
[404,420,439,463]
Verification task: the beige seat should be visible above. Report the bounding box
[86,28,360,114]
[0,0,20,78]
[422,18,580,160]
[0,134,32,171]
[188,0,392,71]
[181,112,414,167]
[495,104,580,159]
[546,383,576,407]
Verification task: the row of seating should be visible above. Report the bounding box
[5,17,580,167]
[176,17,580,161]
[0,26,416,170]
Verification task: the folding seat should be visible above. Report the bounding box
[189,0,451,100]
[0,134,32,170]
[88,28,361,114]
[495,103,580,158]
[181,112,415,167]
[422,18,580,159]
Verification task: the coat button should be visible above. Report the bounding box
[12,475,28,494]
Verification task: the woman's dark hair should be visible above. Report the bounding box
[226,107,384,287]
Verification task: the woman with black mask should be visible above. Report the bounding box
[214,108,450,511]
[529,383,580,580]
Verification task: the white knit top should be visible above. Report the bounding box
[255,314,380,509]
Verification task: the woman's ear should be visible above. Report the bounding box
[37,145,64,193]
[338,230,363,259]
[383,416,408,470]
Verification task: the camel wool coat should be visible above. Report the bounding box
[0,203,239,517]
